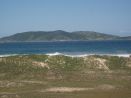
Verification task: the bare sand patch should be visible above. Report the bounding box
[95,58,109,71]
[96,84,115,90]
[32,61,50,69]
[41,87,94,93]
[0,94,20,98]
[20,80,47,84]
[40,84,115,93]
[0,81,23,87]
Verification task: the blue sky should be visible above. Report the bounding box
[0,0,131,37]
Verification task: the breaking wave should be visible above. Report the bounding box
[0,52,130,57]
[45,52,131,57]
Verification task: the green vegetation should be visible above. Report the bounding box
[0,55,131,98]
[0,30,119,42]
[106,56,127,69]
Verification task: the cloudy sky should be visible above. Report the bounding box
[0,0,131,37]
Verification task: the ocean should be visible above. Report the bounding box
[0,40,131,57]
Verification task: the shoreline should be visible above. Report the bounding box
[0,52,130,58]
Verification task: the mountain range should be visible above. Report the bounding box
[0,30,130,42]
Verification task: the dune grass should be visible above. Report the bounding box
[0,55,131,98]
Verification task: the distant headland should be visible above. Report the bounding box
[0,30,131,42]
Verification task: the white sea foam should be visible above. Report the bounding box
[46,52,63,56]
[0,54,27,57]
[0,54,18,57]
[0,53,130,58]
[108,54,131,57]
[64,54,90,57]
[45,52,131,57]
[45,52,89,57]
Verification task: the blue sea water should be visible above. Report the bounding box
[0,40,131,56]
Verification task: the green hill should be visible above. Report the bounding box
[0,30,119,42]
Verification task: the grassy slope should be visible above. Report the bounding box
[0,55,131,98]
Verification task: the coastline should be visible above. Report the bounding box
[46,52,131,57]
[0,39,131,43]
[0,52,131,57]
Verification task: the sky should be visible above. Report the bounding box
[0,0,131,37]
